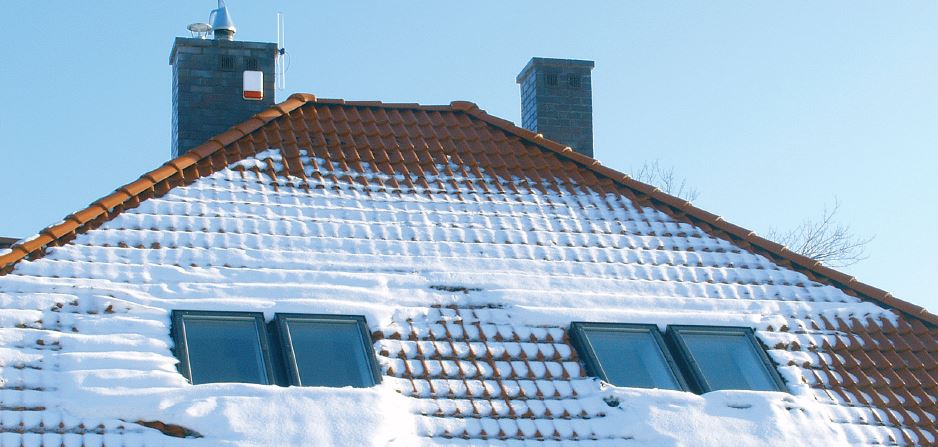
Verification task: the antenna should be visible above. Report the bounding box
[276,12,288,90]
[187,22,212,39]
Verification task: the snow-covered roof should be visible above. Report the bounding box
[0,94,935,446]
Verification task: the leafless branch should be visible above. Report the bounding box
[631,160,873,267]
[630,160,872,267]
[763,198,873,268]
[630,160,700,202]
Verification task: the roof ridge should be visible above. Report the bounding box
[0,94,312,274]
[0,92,461,271]
[454,102,937,326]
[2,93,932,326]
[299,94,473,111]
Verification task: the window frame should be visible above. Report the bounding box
[568,321,688,391]
[171,310,276,385]
[273,313,382,387]
[665,325,787,393]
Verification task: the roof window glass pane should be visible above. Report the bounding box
[176,313,270,385]
[669,326,785,392]
[278,315,378,387]
[570,323,684,390]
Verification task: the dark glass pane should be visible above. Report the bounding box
[681,332,777,391]
[286,319,374,387]
[583,328,680,390]
[183,317,267,384]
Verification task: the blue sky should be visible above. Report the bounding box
[1,2,935,310]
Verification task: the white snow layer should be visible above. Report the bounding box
[601,388,846,446]
[53,382,417,446]
[0,148,906,446]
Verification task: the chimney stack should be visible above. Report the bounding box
[0,237,17,250]
[169,1,277,157]
[516,57,595,158]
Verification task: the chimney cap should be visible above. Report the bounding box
[210,0,236,40]
[516,57,595,84]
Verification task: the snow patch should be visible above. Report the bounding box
[53,381,418,447]
[603,387,848,446]
[227,149,283,171]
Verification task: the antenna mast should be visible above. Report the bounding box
[276,12,287,91]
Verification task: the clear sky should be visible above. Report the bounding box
[1,2,935,310]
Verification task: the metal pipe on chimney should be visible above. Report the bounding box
[211,0,237,40]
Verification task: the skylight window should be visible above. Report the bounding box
[274,314,381,387]
[172,311,274,385]
[569,322,786,394]
[569,322,685,390]
[666,325,786,393]
[171,311,380,388]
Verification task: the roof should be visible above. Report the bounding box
[1,93,931,325]
[0,94,935,446]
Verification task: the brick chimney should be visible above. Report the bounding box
[516,58,595,158]
[0,237,17,250]
[169,2,277,157]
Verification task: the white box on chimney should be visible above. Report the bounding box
[243,71,263,100]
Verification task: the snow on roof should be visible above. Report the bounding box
[0,96,935,446]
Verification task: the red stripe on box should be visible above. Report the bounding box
[243,90,263,100]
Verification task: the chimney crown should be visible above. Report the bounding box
[517,57,595,158]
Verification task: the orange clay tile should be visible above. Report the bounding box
[0,92,934,334]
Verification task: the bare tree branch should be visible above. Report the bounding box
[630,160,700,202]
[763,198,873,268]
[629,161,873,268]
